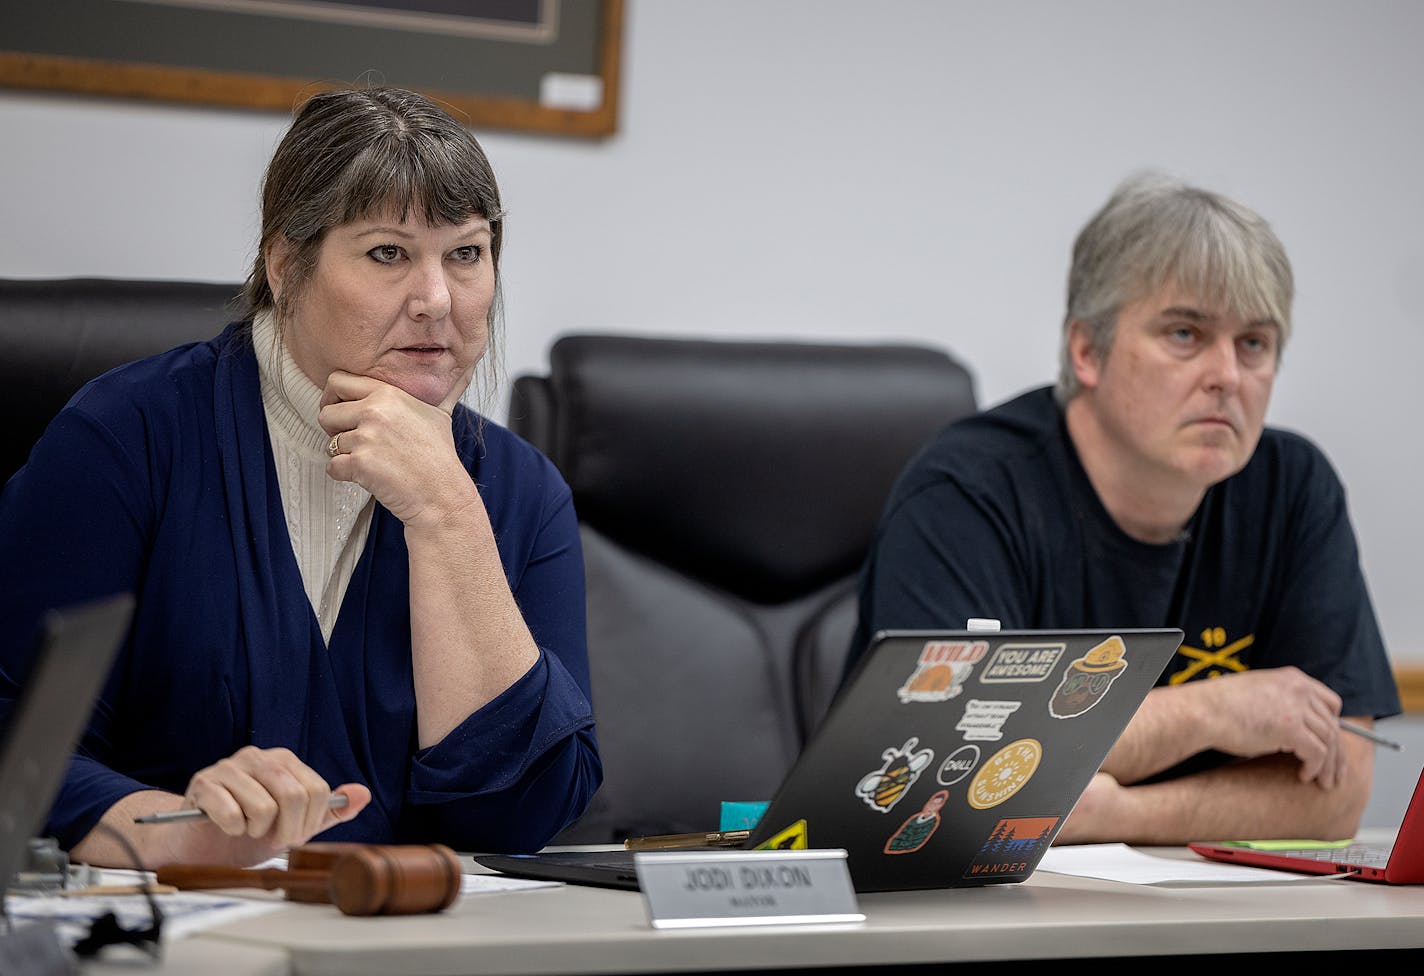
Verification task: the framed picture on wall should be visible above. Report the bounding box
[0,0,622,138]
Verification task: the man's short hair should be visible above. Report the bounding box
[1055,171,1294,404]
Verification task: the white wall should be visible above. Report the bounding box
[1361,715,1424,828]
[3,0,1422,661]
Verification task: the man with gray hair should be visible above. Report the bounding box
[847,172,1400,844]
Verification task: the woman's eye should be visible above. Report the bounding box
[1168,326,1196,344]
[450,245,482,264]
[368,245,403,264]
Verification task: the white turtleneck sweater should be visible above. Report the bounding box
[252,311,375,644]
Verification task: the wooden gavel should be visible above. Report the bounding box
[156,842,462,916]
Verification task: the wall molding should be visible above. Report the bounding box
[1397,667,1424,714]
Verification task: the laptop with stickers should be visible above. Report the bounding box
[477,626,1183,893]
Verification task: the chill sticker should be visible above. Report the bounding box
[1048,635,1129,718]
[966,738,1041,809]
[884,790,949,855]
[896,640,989,703]
[954,699,1022,741]
[963,816,1060,881]
[855,737,934,814]
[980,642,1065,683]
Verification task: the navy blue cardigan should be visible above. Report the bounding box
[0,323,600,853]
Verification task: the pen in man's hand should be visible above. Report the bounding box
[623,829,751,851]
[133,793,350,824]
[1338,719,1403,751]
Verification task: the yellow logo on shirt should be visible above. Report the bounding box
[1168,627,1254,684]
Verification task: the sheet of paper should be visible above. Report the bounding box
[461,873,558,894]
[5,885,285,945]
[1036,844,1326,885]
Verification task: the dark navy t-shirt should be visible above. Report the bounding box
[850,386,1400,727]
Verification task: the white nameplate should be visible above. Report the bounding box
[635,849,864,929]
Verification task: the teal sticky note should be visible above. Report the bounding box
[719,800,769,831]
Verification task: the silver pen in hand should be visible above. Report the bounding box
[1338,719,1403,751]
[133,793,350,824]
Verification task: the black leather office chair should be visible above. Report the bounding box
[0,277,241,488]
[508,333,978,842]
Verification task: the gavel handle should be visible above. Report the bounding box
[156,864,331,899]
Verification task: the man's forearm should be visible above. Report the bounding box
[1060,749,1372,846]
[1098,684,1217,784]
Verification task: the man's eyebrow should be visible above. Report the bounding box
[1155,307,1279,331]
[1157,306,1210,321]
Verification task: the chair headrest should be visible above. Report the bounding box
[515,334,976,603]
[0,277,241,488]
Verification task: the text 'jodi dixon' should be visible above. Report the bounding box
[684,863,814,893]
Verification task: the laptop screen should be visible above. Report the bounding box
[0,593,134,894]
[743,628,1182,891]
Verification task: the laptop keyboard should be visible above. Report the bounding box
[1279,843,1392,868]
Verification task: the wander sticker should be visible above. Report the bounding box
[963,816,1060,881]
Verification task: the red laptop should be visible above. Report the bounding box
[1189,764,1424,884]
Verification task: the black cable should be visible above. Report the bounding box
[67,822,163,961]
